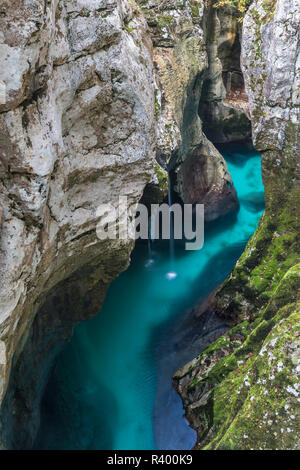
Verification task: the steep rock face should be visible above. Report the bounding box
[178,135,238,222]
[140,0,239,221]
[175,0,300,450]
[0,0,156,449]
[139,0,207,166]
[0,0,240,449]
[199,5,251,144]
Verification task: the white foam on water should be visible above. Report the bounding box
[166,271,178,280]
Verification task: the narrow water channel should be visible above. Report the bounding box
[36,143,265,450]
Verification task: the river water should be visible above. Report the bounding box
[36,143,265,450]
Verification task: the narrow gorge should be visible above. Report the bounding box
[0,0,299,451]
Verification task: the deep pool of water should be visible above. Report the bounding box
[36,143,265,450]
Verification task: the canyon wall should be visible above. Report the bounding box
[139,0,239,221]
[0,0,239,448]
[0,0,158,449]
[199,4,251,144]
[175,0,300,450]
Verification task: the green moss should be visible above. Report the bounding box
[213,187,300,325]
[157,14,173,29]
[190,3,200,17]
[154,162,168,193]
[124,24,136,33]
[204,108,251,140]
[175,182,300,449]
[212,0,253,23]
[123,18,137,33]
[209,309,300,450]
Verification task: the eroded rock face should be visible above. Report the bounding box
[176,136,238,222]
[0,0,156,448]
[0,0,243,449]
[199,5,251,144]
[140,0,238,218]
[175,0,300,450]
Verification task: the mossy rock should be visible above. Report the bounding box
[139,162,168,209]
[207,307,300,450]
[174,187,300,449]
[175,265,300,449]
[213,188,300,324]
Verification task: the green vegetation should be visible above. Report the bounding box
[190,1,201,17]
[154,162,168,193]
[154,91,161,121]
[124,18,137,33]
[211,0,253,22]
[176,187,300,449]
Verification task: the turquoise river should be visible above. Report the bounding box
[36,143,265,450]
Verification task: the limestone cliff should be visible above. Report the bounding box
[0,0,157,449]
[199,4,252,144]
[0,0,239,449]
[139,0,239,221]
[175,0,300,450]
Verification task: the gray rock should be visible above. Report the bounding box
[0,0,156,448]
[242,0,300,153]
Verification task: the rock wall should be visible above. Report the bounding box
[0,0,241,448]
[175,0,300,450]
[139,0,239,221]
[0,0,157,449]
[177,135,238,222]
[199,4,251,144]
[138,0,207,167]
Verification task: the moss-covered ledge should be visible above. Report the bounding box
[213,189,300,325]
[174,260,300,449]
[174,185,300,449]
